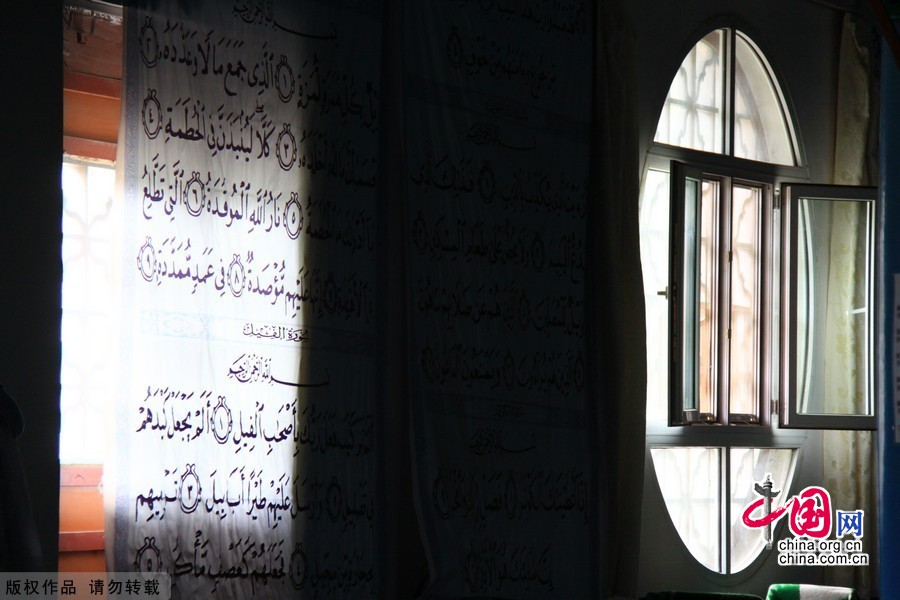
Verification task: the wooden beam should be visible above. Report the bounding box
[63,136,117,162]
[59,531,105,553]
[60,464,103,487]
[63,12,122,80]
[63,88,120,144]
[63,71,121,99]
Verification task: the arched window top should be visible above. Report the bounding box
[654,28,798,166]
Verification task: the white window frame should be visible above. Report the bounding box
[779,183,878,430]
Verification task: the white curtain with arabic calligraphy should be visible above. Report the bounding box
[112,2,382,598]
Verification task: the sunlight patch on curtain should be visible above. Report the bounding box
[114,2,382,597]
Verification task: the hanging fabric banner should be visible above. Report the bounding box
[116,1,382,597]
[402,2,597,597]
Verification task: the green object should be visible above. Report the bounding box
[641,593,763,600]
[765,583,859,600]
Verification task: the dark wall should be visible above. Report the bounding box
[0,2,62,571]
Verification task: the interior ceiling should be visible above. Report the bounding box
[60,0,896,160]
[63,5,122,161]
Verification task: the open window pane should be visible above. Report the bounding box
[683,176,702,412]
[729,184,762,421]
[671,164,718,424]
[781,184,876,429]
[733,33,795,165]
[651,447,722,572]
[655,30,725,154]
[640,169,671,421]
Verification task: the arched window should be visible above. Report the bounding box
[640,27,875,575]
[653,29,798,165]
[642,28,803,428]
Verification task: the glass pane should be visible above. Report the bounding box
[734,33,794,165]
[795,197,873,416]
[698,180,719,417]
[729,185,761,420]
[682,178,700,412]
[796,200,813,413]
[655,30,724,154]
[730,448,796,572]
[651,447,722,572]
[60,162,121,464]
[640,170,670,422]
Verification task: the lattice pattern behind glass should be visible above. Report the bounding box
[650,447,722,572]
[734,34,794,165]
[654,30,724,154]
[729,185,761,419]
[729,448,795,572]
[654,29,795,166]
[60,162,120,464]
[640,169,670,422]
[651,446,796,574]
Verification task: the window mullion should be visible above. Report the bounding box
[721,446,731,574]
[759,184,774,425]
[703,177,718,423]
[725,29,736,157]
[763,187,778,426]
[718,178,733,425]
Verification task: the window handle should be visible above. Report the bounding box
[657,287,668,299]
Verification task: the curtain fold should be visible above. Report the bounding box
[823,12,880,598]
[589,1,645,596]
[399,0,607,598]
[377,0,430,596]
